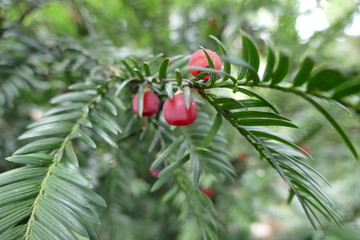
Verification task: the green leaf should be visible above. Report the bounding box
[200,46,217,85]
[332,76,360,98]
[50,92,95,104]
[106,95,126,110]
[133,68,144,80]
[242,35,260,84]
[307,69,345,92]
[65,143,79,166]
[18,122,73,140]
[43,104,84,117]
[151,137,184,170]
[101,98,117,116]
[301,95,358,159]
[210,35,231,82]
[229,111,290,121]
[262,46,276,82]
[183,86,191,110]
[31,221,62,240]
[7,153,53,166]
[271,52,290,85]
[0,180,40,205]
[14,138,63,155]
[52,164,92,188]
[92,125,118,148]
[202,113,222,148]
[121,59,136,77]
[235,87,280,114]
[175,70,183,86]
[27,112,83,128]
[159,58,170,79]
[214,98,268,110]
[115,79,137,96]
[137,84,145,117]
[165,82,173,99]
[69,82,97,91]
[143,62,151,76]
[292,57,315,87]
[190,149,201,190]
[158,154,190,178]
[77,129,97,148]
[0,167,46,187]
[0,225,26,240]
[236,118,298,128]
[150,176,168,192]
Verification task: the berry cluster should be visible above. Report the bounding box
[132,49,221,126]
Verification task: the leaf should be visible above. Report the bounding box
[200,46,217,84]
[242,35,260,84]
[165,82,173,99]
[301,95,358,159]
[18,122,73,140]
[175,70,182,86]
[52,164,92,188]
[43,104,84,117]
[150,137,184,170]
[332,76,360,98]
[65,143,79,166]
[214,98,268,110]
[210,35,231,82]
[27,112,83,128]
[202,113,222,148]
[183,86,191,110]
[7,153,54,166]
[236,118,298,128]
[14,138,63,155]
[229,111,290,121]
[271,52,289,85]
[0,225,26,240]
[158,154,190,178]
[262,46,276,82]
[307,69,345,92]
[190,149,201,190]
[106,95,126,110]
[115,79,137,96]
[121,59,136,76]
[77,129,97,149]
[137,84,145,117]
[0,167,46,187]
[293,57,315,87]
[159,58,170,79]
[50,92,95,104]
[143,62,151,76]
[101,99,117,116]
[235,87,280,114]
[92,126,118,148]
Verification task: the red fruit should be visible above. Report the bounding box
[200,188,215,199]
[237,153,248,162]
[163,92,198,126]
[188,49,222,80]
[150,169,161,177]
[132,90,160,116]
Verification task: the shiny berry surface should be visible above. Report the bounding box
[163,93,197,126]
[188,49,222,80]
[132,91,160,116]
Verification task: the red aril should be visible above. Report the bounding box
[188,49,222,80]
[163,92,197,126]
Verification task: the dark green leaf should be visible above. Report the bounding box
[14,138,63,155]
[271,52,290,85]
[159,58,170,79]
[293,57,315,87]
[7,153,53,166]
[236,118,298,128]
[210,35,231,82]
[202,113,222,148]
[307,69,345,92]
[262,46,276,82]
[151,137,184,170]
[332,76,360,98]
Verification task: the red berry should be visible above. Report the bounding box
[188,49,222,80]
[163,92,198,126]
[150,169,161,177]
[132,91,160,117]
[200,188,215,199]
[237,153,248,162]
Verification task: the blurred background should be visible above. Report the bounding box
[1,0,360,239]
